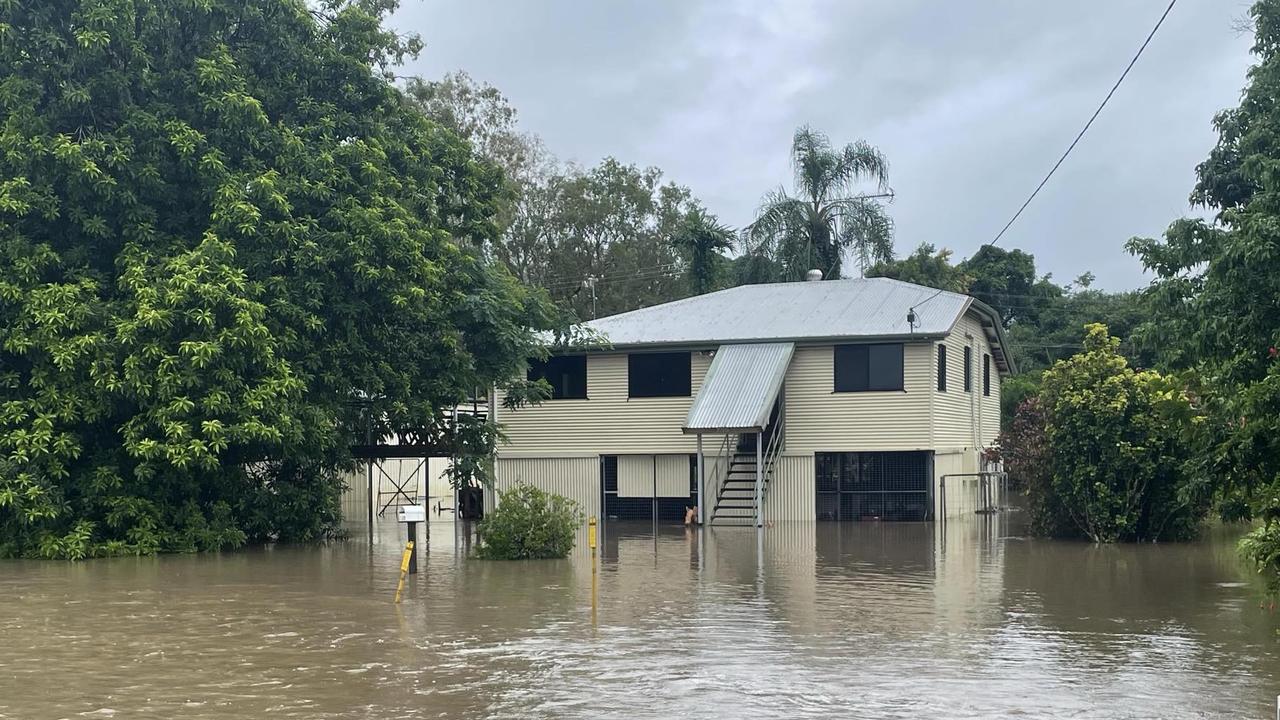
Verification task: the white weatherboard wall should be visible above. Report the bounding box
[784,343,934,453]
[497,352,712,456]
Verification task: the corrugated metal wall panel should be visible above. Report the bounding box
[497,352,712,456]
[492,457,600,518]
[617,455,652,497]
[784,343,933,453]
[763,454,816,522]
[655,454,689,497]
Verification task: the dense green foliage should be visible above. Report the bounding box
[477,483,583,560]
[1127,0,1280,585]
[672,207,735,295]
[746,126,893,280]
[0,0,558,558]
[1009,325,1203,542]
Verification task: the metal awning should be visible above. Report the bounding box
[683,342,794,434]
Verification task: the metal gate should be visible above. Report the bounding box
[815,451,931,521]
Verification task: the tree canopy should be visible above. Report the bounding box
[747,126,894,281]
[1127,0,1280,586]
[0,0,558,557]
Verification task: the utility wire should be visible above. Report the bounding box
[985,0,1178,249]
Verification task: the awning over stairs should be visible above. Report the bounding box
[683,342,794,434]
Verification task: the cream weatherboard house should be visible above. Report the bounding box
[489,277,1012,526]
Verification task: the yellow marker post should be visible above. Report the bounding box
[588,517,598,629]
[394,540,414,604]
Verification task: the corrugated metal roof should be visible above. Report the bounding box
[587,277,969,346]
[684,342,794,433]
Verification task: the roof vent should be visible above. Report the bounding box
[804,269,823,282]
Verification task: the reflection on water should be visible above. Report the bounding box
[1,514,1277,719]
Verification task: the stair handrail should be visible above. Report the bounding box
[705,432,737,521]
[759,414,785,504]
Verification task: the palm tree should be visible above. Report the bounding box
[747,126,894,280]
[672,207,735,295]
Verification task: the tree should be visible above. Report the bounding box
[403,71,542,184]
[1127,0,1280,587]
[0,0,559,558]
[746,126,893,280]
[671,207,735,295]
[867,243,972,292]
[539,159,696,318]
[959,246,1045,328]
[1028,325,1203,543]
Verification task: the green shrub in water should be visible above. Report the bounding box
[477,484,583,560]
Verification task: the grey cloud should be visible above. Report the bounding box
[394,0,1254,289]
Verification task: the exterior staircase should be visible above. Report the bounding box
[710,448,769,526]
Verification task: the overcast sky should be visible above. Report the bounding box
[392,1,1255,290]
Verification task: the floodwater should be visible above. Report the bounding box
[2,514,1278,719]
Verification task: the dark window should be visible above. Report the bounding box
[528,355,587,399]
[936,345,947,392]
[628,352,691,397]
[834,344,904,392]
[963,346,972,393]
[983,353,991,396]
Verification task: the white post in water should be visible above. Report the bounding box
[696,435,705,525]
[754,430,763,528]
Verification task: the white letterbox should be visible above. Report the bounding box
[396,504,426,523]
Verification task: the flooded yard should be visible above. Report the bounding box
[1,514,1277,719]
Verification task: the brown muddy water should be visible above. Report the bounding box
[1,514,1278,719]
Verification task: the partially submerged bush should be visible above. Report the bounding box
[477,484,583,560]
[1010,324,1205,542]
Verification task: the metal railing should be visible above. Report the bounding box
[759,414,786,508]
[938,471,1009,517]
[704,432,738,522]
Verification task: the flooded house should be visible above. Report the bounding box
[490,276,1013,526]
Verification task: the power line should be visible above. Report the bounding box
[985,0,1178,249]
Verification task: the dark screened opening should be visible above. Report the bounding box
[983,353,991,396]
[815,451,931,521]
[834,343,904,392]
[628,352,691,397]
[937,344,947,392]
[528,355,587,399]
[963,346,973,393]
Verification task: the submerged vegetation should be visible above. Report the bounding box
[477,484,582,560]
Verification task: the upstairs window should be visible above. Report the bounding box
[628,352,691,397]
[983,353,991,396]
[964,346,973,393]
[527,355,587,399]
[937,345,947,392]
[834,343,904,392]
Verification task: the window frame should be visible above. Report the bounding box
[936,344,947,392]
[833,343,905,393]
[627,351,692,398]
[983,353,991,396]
[527,354,588,400]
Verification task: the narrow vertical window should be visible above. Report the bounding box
[983,353,991,396]
[937,345,947,392]
[963,346,972,393]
